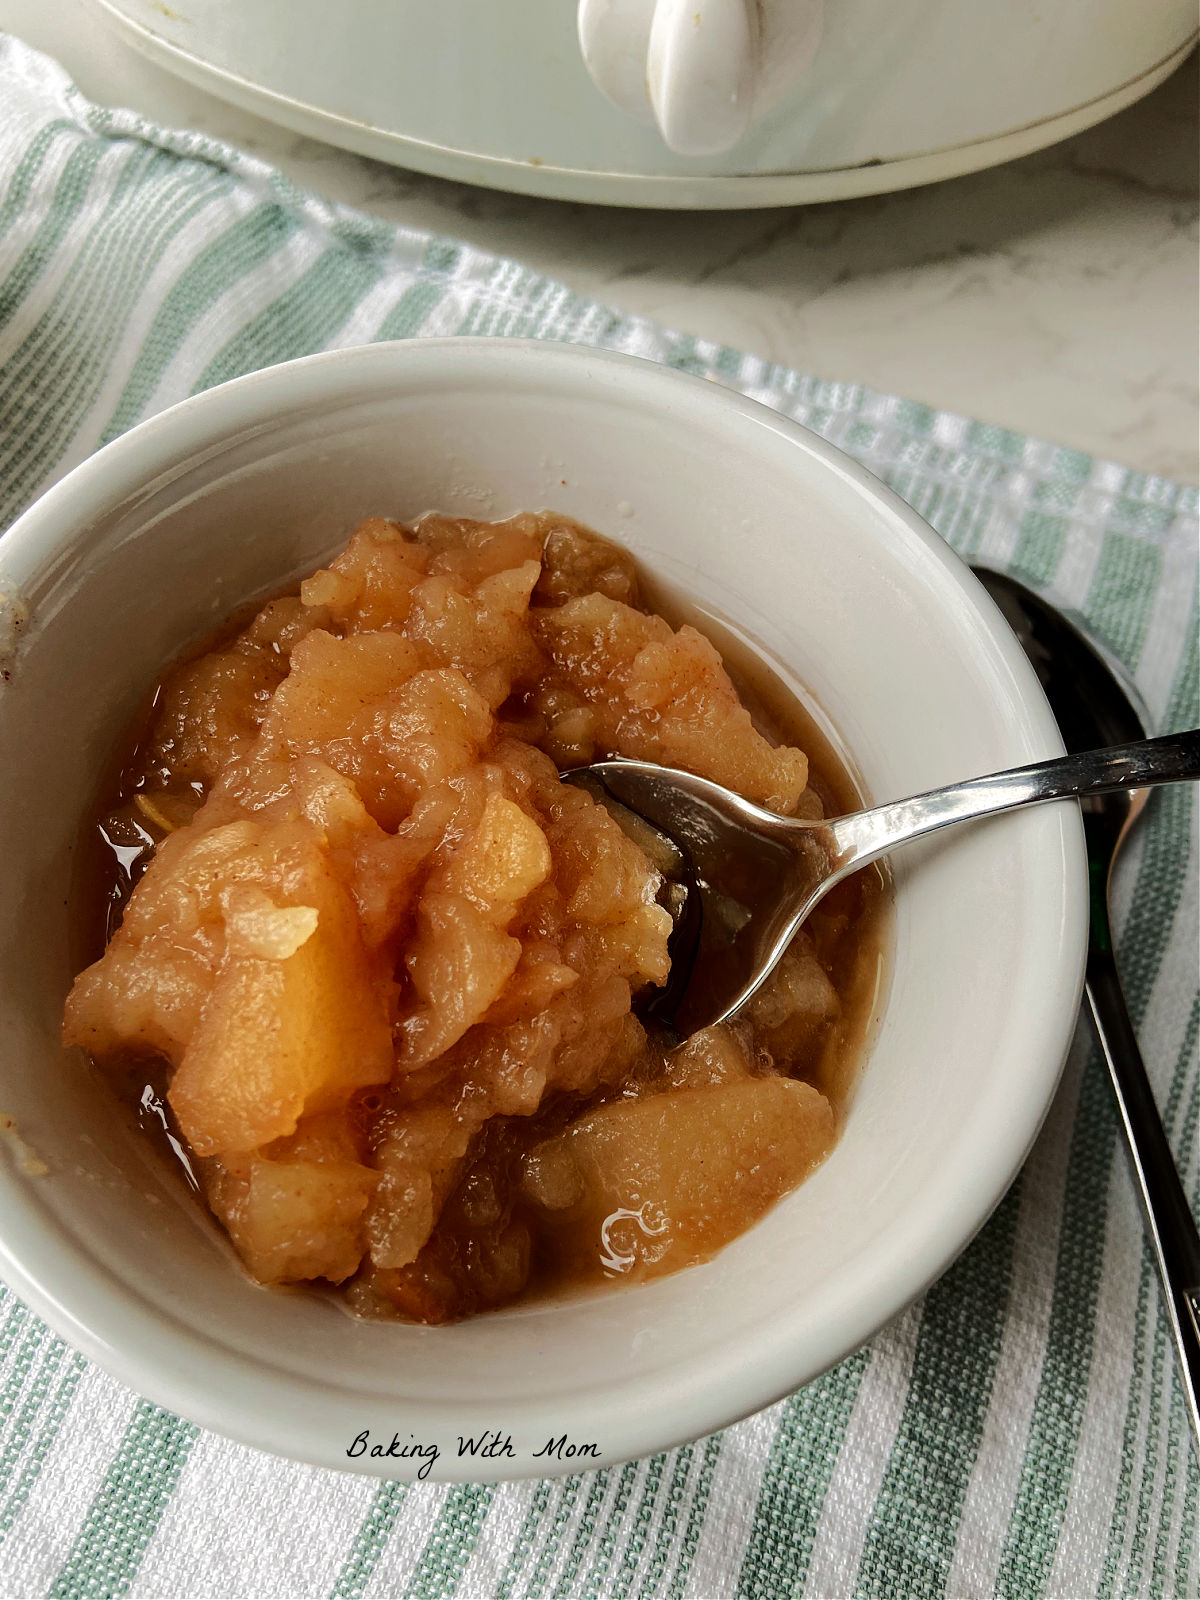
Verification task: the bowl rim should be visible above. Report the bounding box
[0,337,1088,1479]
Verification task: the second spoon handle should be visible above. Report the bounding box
[826,730,1200,871]
[1086,937,1200,1451]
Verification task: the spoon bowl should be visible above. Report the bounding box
[565,762,837,1036]
[977,569,1152,861]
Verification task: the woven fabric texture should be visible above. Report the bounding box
[0,32,1196,1600]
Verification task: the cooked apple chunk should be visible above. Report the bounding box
[523,1077,835,1281]
[535,594,807,813]
[66,816,394,1157]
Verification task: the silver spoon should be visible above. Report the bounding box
[973,566,1200,1453]
[569,730,1199,1038]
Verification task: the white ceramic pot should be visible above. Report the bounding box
[0,340,1087,1478]
[92,0,1197,206]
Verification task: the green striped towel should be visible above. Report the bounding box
[1,30,1196,1600]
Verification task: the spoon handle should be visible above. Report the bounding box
[1086,938,1200,1449]
[825,731,1200,871]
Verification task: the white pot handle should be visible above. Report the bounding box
[579,0,821,158]
[579,0,757,156]
[582,0,825,157]
[646,0,758,157]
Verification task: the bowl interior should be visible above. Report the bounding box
[0,342,1085,1477]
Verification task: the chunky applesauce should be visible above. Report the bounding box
[64,512,887,1322]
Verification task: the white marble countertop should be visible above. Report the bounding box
[4,0,1198,484]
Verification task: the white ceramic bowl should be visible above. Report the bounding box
[0,340,1087,1480]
